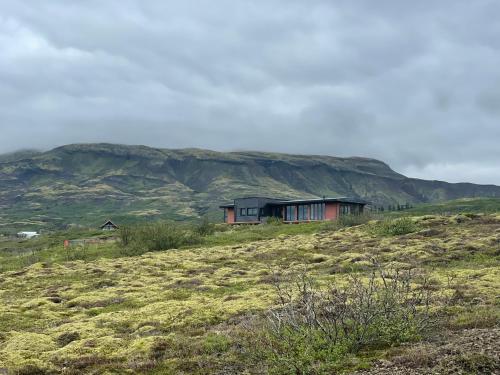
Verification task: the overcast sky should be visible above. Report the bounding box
[1,1,499,184]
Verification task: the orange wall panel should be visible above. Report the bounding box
[227,208,235,223]
[325,202,339,220]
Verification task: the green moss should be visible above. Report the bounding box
[202,333,231,354]
[0,214,498,373]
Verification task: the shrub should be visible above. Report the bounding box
[118,225,133,247]
[118,221,201,254]
[337,213,372,227]
[455,353,498,374]
[321,214,372,232]
[252,267,434,374]
[265,216,283,225]
[194,216,216,236]
[369,217,420,236]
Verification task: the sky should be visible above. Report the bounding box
[1,0,499,185]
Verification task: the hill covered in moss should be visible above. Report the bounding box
[1,143,500,230]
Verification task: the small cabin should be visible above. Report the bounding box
[220,196,367,224]
[100,220,119,231]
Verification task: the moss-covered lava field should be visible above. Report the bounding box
[0,214,499,374]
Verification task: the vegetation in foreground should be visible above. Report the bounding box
[0,215,370,273]
[0,212,499,374]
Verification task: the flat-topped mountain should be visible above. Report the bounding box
[1,143,499,230]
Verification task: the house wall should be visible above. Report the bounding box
[234,197,261,223]
[325,202,339,220]
[227,208,235,223]
[234,197,282,223]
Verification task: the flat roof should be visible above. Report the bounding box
[219,196,368,208]
[268,197,368,205]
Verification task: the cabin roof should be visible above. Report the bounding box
[99,220,119,229]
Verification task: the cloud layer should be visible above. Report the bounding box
[1,1,499,184]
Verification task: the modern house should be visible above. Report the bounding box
[220,197,367,224]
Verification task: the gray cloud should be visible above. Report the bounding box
[1,0,499,184]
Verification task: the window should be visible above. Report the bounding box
[285,205,296,221]
[310,203,325,220]
[239,208,246,216]
[247,207,258,216]
[341,204,351,215]
[298,205,308,221]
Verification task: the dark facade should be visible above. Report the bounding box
[221,197,285,224]
[220,197,367,224]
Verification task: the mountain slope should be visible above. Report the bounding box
[0,143,499,230]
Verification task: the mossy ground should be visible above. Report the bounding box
[0,214,499,373]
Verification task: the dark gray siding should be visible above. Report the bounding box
[234,197,283,222]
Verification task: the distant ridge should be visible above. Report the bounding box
[0,149,41,163]
[0,143,499,230]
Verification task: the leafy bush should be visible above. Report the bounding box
[252,267,434,374]
[118,225,133,247]
[265,216,283,225]
[194,216,216,236]
[118,222,201,254]
[369,217,420,236]
[321,213,373,232]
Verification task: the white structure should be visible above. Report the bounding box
[17,231,40,239]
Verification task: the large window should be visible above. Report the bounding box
[247,207,258,216]
[298,205,308,221]
[239,208,246,216]
[310,203,325,220]
[285,205,296,221]
[340,204,351,215]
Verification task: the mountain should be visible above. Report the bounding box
[1,143,499,230]
[0,149,41,163]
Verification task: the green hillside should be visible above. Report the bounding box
[387,197,500,217]
[1,143,500,231]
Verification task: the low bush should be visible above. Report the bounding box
[118,222,201,254]
[265,216,283,225]
[320,213,373,232]
[368,217,420,236]
[194,216,216,236]
[56,331,80,347]
[455,353,498,374]
[251,267,434,374]
[202,333,231,354]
